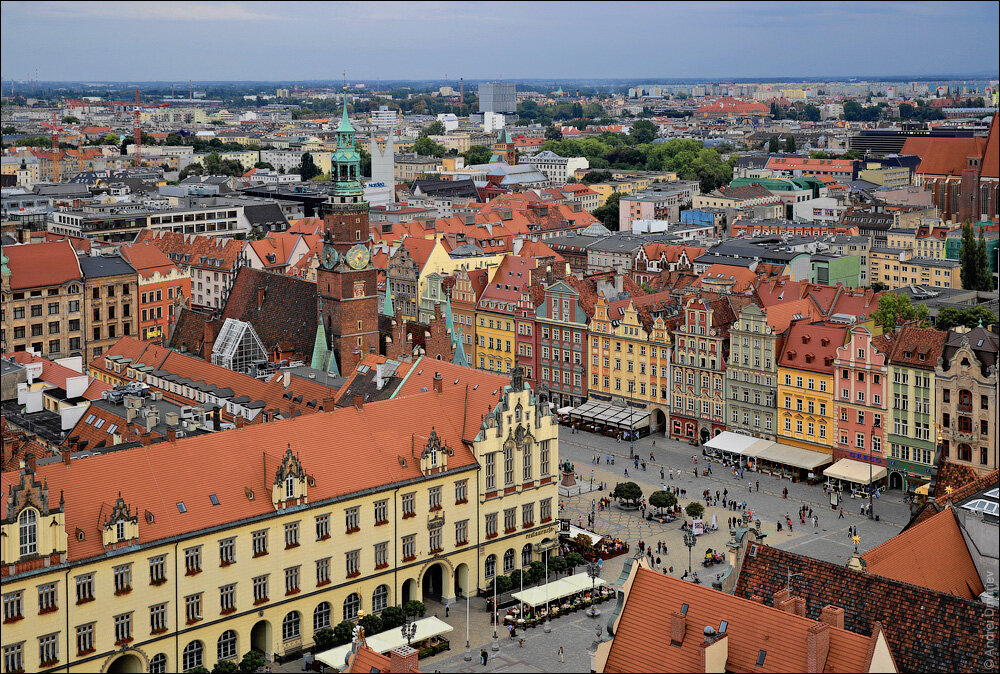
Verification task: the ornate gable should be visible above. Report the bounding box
[271,446,308,508]
[101,493,139,548]
[1,466,68,566]
[420,427,449,475]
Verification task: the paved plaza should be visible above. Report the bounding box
[276,426,913,673]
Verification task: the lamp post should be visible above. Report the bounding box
[628,378,636,459]
[401,610,417,647]
[683,531,697,578]
[869,418,880,520]
[543,551,551,633]
[586,561,601,617]
[463,588,471,661]
[491,569,499,651]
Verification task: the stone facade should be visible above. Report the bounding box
[80,256,138,362]
[725,304,779,439]
[534,280,588,409]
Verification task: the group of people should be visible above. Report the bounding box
[594,537,628,557]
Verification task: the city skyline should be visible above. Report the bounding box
[1,1,997,82]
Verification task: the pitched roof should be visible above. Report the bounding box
[900,136,988,176]
[3,241,82,290]
[119,242,182,280]
[734,543,989,673]
[777,322,848,374]
[605,566,874,674]
[166,308,214,360]
[7,352,110,401]
[0,385,483,565]
[133,229,245,271]
[883,323,947,370]
[910,469,1000,526]
[981,113,999,179]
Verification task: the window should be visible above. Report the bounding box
[285,521,300,547]
[343,593,361,622]
[38,583,57,613]
[285,566,300,594]
[455,479,468,503]
[184,546,202,574]
[504,444,514,486]
[485,554,497,579]
[252,575,268,604]
[522,445,533,482]
[316,557,331,585]
[183,641,203,672]
[3,591,22,622]
[113,564,132,594]
[76,623,95,654]
[346,549,360,576]
[373,585,389,613]
[219,538,235,565]
[252,530,268,557]
[429,486,442,510]
[429,526,442,552]
[218,630,238,661]
[456,519,468,545]
[402,492,416,517]
[314,602,332,631]
[39,633,58,666]
[485,513,498,538]
[150,603,167,633]
[75,573,94,603]
[18,508,37,557]
[540,440,550,476]
[375,541,388,567]
[114,612,133,644]
[402,535,416,560]
[220,584,236,613]
[522,502,534,526]
[3,644,24,673]
[374,499,388,524]
[315,514,330,540]
[185,593,202,624]
[504,507,517,532]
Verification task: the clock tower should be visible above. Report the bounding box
[315,88,378,376]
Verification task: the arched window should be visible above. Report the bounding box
[150,653,168,674]
[217,630,238,661]
[485,554,496,579]
[503,548,515,573]
[182,641,203,672]
[372,585,389,613]
[285,474,295,499]
[282,611,301,641]
[522,543,533,568]
[19,508,37,557]
[343,592,361,621]
[313,602,331,631]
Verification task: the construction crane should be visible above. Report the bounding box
[130,89,169,168]
[40,111,69,182]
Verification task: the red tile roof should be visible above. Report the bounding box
[4,241,82,290]
[1,385,492,564]
[119,242,182,280]
[778,322,849,374]
[862,508,984,600]
[910,469,1000,526]
[8,352,110,400]
[133,229,245,271]
[901,136,988,177]
[981,113,999,179]
[605,566,875,673]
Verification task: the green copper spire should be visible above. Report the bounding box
[337,87,354,134]
[310,323,330,371]
[0,250,9,276]
[452,333,469,368]
[328,84,363,200]
[381,286,395,318]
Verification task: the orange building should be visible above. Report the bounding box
[120,242,191,343]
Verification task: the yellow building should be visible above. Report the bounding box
[868,247,961,289]
[475,257,537,375]
[858,163,910,188]
[587,295,673,435]
[776,322,848,453]
[885,225,948,260]
[0,363,559,674]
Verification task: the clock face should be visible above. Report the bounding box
[346,244,370,270]
[321,244,339,270]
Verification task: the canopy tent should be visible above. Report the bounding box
[824,458,887,485]
[756,443,832,471]
[567,524,603,546]
[511,572,607,607]
[557,406,574,415]
[561,571,609,594]
[569,400,649,429]
[704,431,775,461]
[914,482,931,497]
[316,617,453,669]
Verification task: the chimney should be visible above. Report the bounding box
[283,370,291,388]
[750,594,764,604]
[212,407,221,431]
[25,452,37,472]
[820,605,845,630]
[701,631,729,674]
[773,588,790,606]
[778,595,806,617]
[353,395,364,411]
[257,287,266,309]
[433,371,443,394]
[62,448,72,465]
[670,611,687,646]
[389,645,419,674]
[203,320,215,353]
[166,428,177,444]
[806,622,831,673]
[236,415,246,429]
[141,433,152,447]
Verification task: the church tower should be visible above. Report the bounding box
[316,88,379,376]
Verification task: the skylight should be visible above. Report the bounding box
[209,494,220,506]
[177,502,187,513]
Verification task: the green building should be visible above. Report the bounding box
[810,253,861,287]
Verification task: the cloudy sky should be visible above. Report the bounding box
[1,1,996,82]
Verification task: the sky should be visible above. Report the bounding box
[1,1,997,82]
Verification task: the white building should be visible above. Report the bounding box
[370,106,398,129]
[436,113,459,132]
[368,128,395,207]
[521,150,589,185]
[483,111,506,133]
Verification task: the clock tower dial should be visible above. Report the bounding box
[347,244,370,270]
[320,244,339,270]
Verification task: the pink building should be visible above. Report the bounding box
[833,326,889,477]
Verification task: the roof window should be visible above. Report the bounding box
[209,494,220,506]
[756,651,767,666]
[176,502,187,513]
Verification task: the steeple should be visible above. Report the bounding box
[326,81,363,204]
[381,283,395,317]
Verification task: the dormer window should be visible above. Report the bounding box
[116,519,126,542]
[285,474,295,499]
[19,509,38,557]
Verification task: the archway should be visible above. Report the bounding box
[422,562,444,601]
[250,620,272,659]
[454,563,469,598]
[539,538,552,565]
[889,472,903,491]
[107,654,143,673]
[401,578,417,604]
[700,427,710,444]
[652,409,666,434]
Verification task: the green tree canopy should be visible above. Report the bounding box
[544,125,563,141]
[297,152,321,180]
[239,651,267,673]
[973,229,992,291]
[768,135,781,153]
[685,502,705,519]
[802,105,821,122]
[413,136,447,158]
[629,119,659,144]
[212,661,240,674]
[871,293,930,334]
[612,481,643,503]
[253,161,274,170]
[380,606,405,630]
[784,136,797,152]
[581,170,612,184]
[549,555,569,573]
[649,490,678,512]
[462,145,492,166]
[960,222,979,290]
[593,192,621,230]
[359,613,383,637]
[564,552,586,570]
[422,120,446,136]
[61,115,80,124]
[403,600,426,617]
[935,305,998,331]
[331,620,355,646]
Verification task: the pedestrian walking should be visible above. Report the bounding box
[624,468,629,477]
[812,515,818,528]
[839,507,845,519]
[650,452,655,461]
[661,467,665,480]
[755,480,760,492]
[558,646,565,663]
[481,649,488,666]
[669,469,674,480]
[777,521,783,532]
[446,605,450,618]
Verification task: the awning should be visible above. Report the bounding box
[915,482,931,496]
[756,443,832,471]
[316,616,453,669]
[704,431,775,458]
[568,400,650,429]
[566,524,603,546]
[511,572,606,607]
[823,458,887,485]
[557,406,574,415]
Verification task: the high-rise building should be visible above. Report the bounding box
[479,81,516,114]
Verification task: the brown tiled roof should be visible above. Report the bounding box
[133,229,244,271]
[777,322,849,374]
[861,508,984,600]
[981,113,999,179]
[932,461,981,499]
[734,543,989,672]
[884,323,946,369]
[716,183,776,200]
[220,267,318,362]
[606,566,874,673]
[167,308,215,360]
[4,241,82,290]
[910,469,1000,526]
[901,137,988,177]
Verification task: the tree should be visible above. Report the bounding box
[544,125,563,141]
[870,281,889,293]
[61,115,80,124]
[297,152,321,180]
[974,229,992,291]
[564,552,586,572]
[332,620,355,646]
[629,119,658,144]
[802,104,821,122]
[784,135,797,152]
[491,575,514,593]
[548,555,568,574]
[768,135,781,153]
[612,481,643,505]
[649,490,677,513]
[685,502,705,519]
[403,600,426,617]
[253,161,274,170]
[238,651,267,673]
[525,560,545,584]
[593,192,621,230]
[422,120,445,137]
[413,136,446,158]
[212,661,240,674]
[178,163,204,180]
[581,170,612,184]
[380,606,405,630]
[959,222,980,290]
[462,144,492,166]
[313,627,336,651]
[935,305,998,331]
[871,293,930,334]
[359,613,383,637]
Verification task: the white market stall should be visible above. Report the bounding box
[315,616,452,669]
[511,572,608,608]
[755,442,832,479]
[824,458,887,486]
[703,431,775,467]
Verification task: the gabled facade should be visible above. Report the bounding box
[534,280,588,409]
[669,298,727,442]
[832,327,889,471]
[726,304,780,439]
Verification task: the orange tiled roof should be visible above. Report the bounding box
[901,136,988,177]
[862,508,984,600]
[778,322,849,373]
[4,241,82,290]
[604,566,874,673]
[981,113,999,179]
[119,242,182,280]
[7,352,111,401]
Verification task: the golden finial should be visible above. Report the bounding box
[851,534,860,546]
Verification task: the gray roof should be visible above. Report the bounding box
[910,257,960,268]
[78,255,136,279]
[243,202,288,229]
[693,253,756,268]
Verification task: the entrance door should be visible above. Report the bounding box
[700,428,710,444]
[422,563,444,601]
[107,654,143,674]
[250,620,271,658]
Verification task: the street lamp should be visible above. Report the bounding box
[463,586,471,661]
[628,378,636,459]
[401,611,417,647]
[543,551,551,633]
[586,561,601,617]
[869,418,881,520]
[683,531,697,578]
[491,569,499,651]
